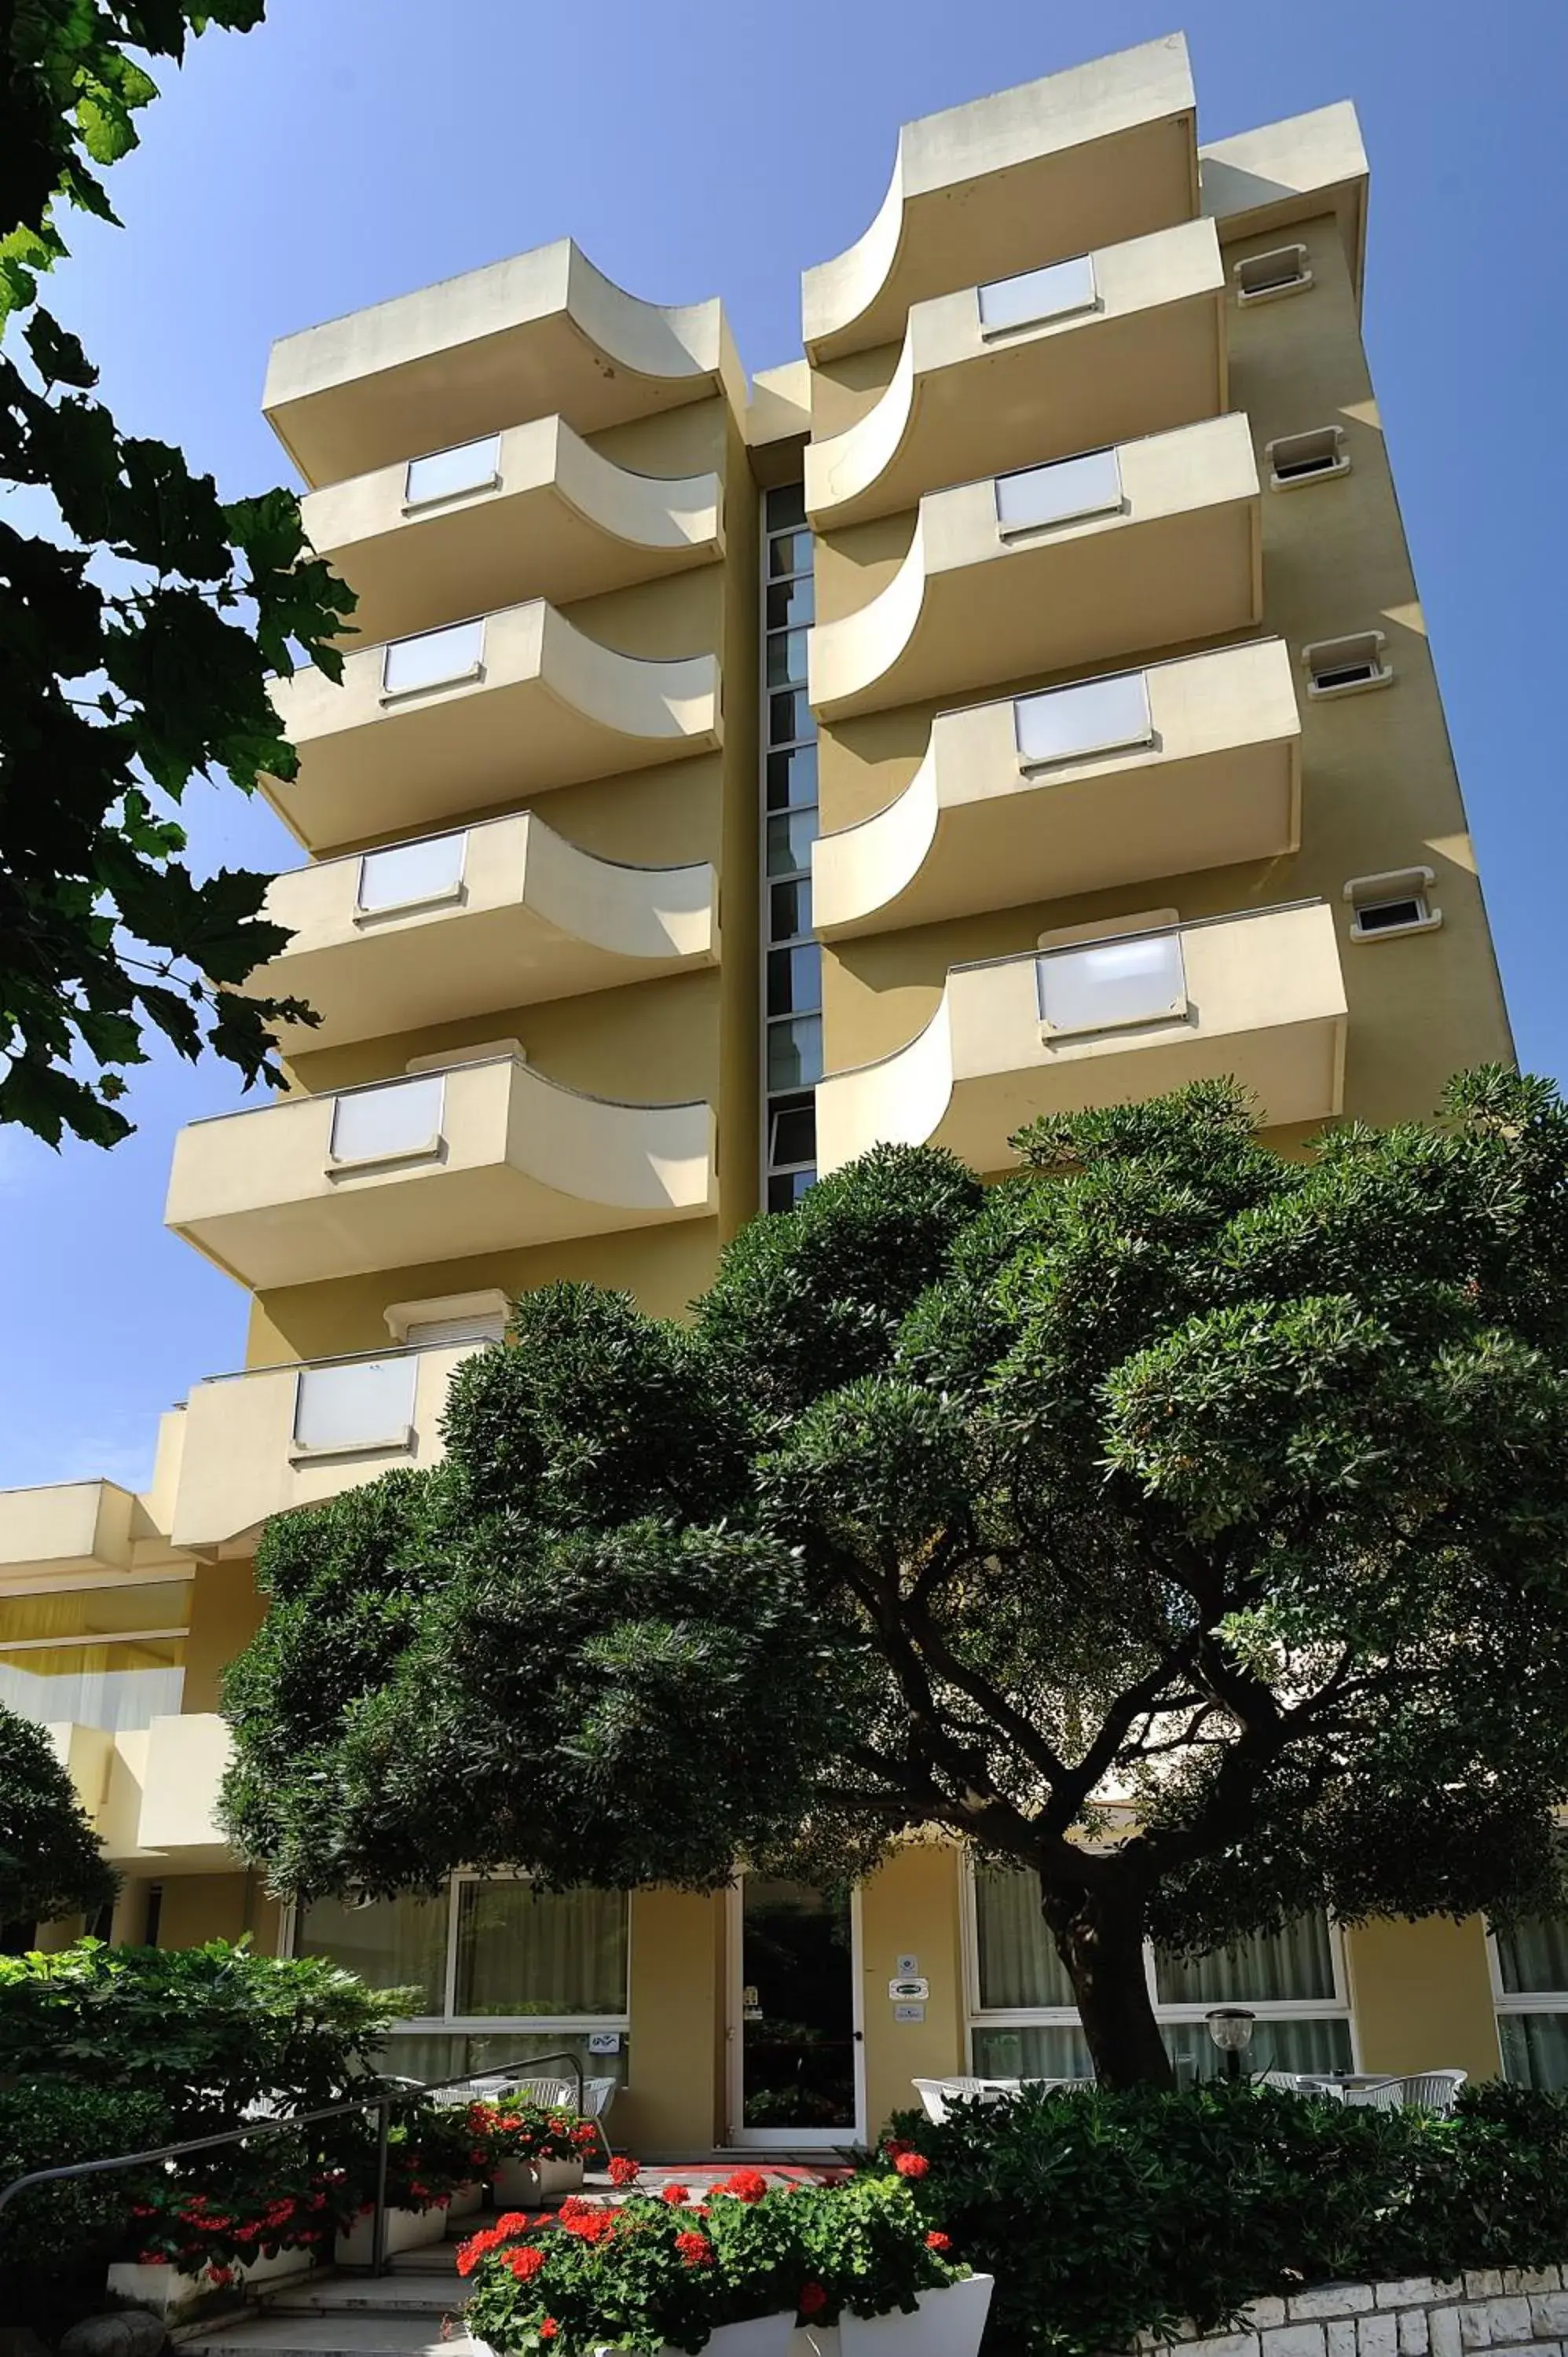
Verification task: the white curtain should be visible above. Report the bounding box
[1155,1914,1336,2003]
[1494,1915,1568,1996]
[973,1866,1075,2007]
[454,1882,628,2017]
[299,1890,449,2014]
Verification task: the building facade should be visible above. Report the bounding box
[0,34,1556,2151]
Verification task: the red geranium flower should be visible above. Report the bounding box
[713,2168,769,2204]
[540,2322,559,2341]
[925,2231,951,2251]
[661,2183,691,2205]
[505,2245,548,2281]
[675,2231,715,2267]
[607,2154,640,2186]
[798,2282,828,2318]
[894,2151,930,2179]
[559,2196,594,2221]
[562,2209,617,2243]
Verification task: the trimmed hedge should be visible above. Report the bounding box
[877,2079,1568,2357]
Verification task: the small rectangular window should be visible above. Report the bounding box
[770,878,812,940]
[1038,929,1186,1036]
[768,528,813,581]
[404,434,502,509]
[766,482,807,533]
[767,576,815,631]
[329,1073,445,1168]
[768,1094,816,1171]
[768,1169,815,1212]
[1015,669,1152,769]
[769,687,812,746]
[1303,631,1391,699]
[357,831,467,917]
[766,628,810,690]
[1234,244,1313,303]
[768,944,822,1018]
[767,1014,822,1091]
[1343,867,1440,942]
[381,618,485,699]
[996,446,1123,538]
[766,807,818,878]
[978,251,1098,337]
[766,745,819,813]
[1266,426,1349,489]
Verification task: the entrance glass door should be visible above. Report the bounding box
[731,1875,860,2147]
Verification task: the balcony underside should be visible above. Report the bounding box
[805,222,1226,530]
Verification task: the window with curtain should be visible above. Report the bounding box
[0,1580,190,1732]
[1495,1915,1568,1996]
[454,1882,628,2016]
[969,1864,1349,2078]
[1493,1912,1568,2091]
[297,1890,449,2014]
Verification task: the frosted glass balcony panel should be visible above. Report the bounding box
[357,831,468,915]
[294,1357,419,1453]
[381,618,485,697]
[978,251,1098,336]
[1038,930,1186,1036]
[995,447,1123,536]
[1015,670,1152,768]
[404,434,502,508]
[329,1074,445,1165]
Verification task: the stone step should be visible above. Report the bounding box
[266,2278,458,2316]
[181,2315,484,2357]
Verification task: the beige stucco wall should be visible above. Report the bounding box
[859,1846,968,2136]
[617,1889,727,2154]
[1343,1915,1502,2083]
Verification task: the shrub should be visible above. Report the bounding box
[0,2080,171,2322]
[874,2080,1568,2357]
[0,1936,409,2127]
[460,2169,961,2356]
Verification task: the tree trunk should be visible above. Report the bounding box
[1042,1877,1174,2090]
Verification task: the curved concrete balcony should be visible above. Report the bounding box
[265,237,739,489]
[302,416,724,647]
[803,35,1197,363]
[816,901,1346,1174]
[168,1342,478,1556]
[808,414,1260,724]
[86,1714,236,1869]
[266,603,721,856]
[805,219,1225,530]
[165,1054,718,1291]
[256,812,717,1051]
[813,640,1299,940]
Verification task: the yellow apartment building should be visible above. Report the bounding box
[4,32,1565,2153]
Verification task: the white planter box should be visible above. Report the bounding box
[335,2201,449,2267]
[107,2244,315,2323]
[478,2318,793,2357]
[538,2157,587,2197]
[449,2180,485,2218]
[493,2157,545,2207]
[839,2276,992,2357]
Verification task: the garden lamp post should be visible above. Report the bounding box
[1206,2007,1256,2081]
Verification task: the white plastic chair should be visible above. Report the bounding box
[1354,2070,1467,2113]
[1255,2070,1303,2092]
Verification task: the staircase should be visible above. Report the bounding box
[181,2225,483,2357]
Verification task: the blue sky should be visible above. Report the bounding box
[3,0,1565,1494]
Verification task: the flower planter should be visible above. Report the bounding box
[106,2244,316,2324]
[475,2315,794,2357]
[493,2156,545,2208]
[449,2180,485,2219]
[538,2156,587,2197]
[838,2276,992,2357]
[334,2201,449,2267]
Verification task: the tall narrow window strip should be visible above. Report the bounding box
[761,483,819,1209]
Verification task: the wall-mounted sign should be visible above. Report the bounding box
[894,2003,927,2024]
[888,1977,930,2002]
[587,2031,622,2055]
[896,1954,920,1978]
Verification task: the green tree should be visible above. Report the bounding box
[2,2,352,1146]
[220,1072,1568,2088]
[0,1701,115,1927]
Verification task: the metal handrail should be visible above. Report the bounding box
[0,2047,587,2280]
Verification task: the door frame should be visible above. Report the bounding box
[725,1875,866,2148]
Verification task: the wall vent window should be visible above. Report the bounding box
[405,435,502,510]
[762,484,819,1211]
[970,1864,1352,2082]
[978,252,1098,337]
[1234,244,1313,303]
[1303,631,1391,698]
[297,1875,631,2087]
[1344,867,1440,941]
[382,618,485,698]
[1266,426,1349,489]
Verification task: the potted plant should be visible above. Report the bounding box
[791,2171,985,2357]
[108,2157,354,2322]
[479,2098,602,2206]
[461,2172,802,2357]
